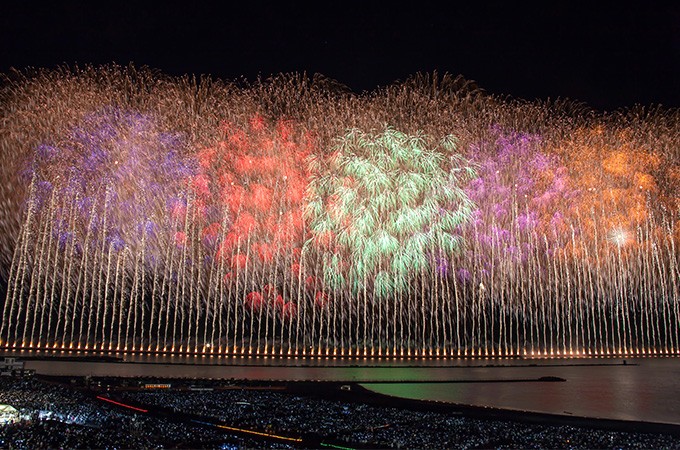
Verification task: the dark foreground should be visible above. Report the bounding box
[1,375,679,449]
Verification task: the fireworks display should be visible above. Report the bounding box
[0,66,678,357]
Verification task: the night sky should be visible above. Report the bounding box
[1,1,678,111]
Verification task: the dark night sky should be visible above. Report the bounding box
[1,1,678,111]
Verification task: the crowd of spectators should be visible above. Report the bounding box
[0,375,679,449]
[121,386,680,449]
[0,377,265,449]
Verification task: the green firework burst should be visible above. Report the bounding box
[305,126,477,299]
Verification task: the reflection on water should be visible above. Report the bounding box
[4,350,678,425]
[363,358,680,425]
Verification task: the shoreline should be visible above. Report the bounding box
[9,373,680,449]
[2,350,648,369]
[284,381,680,436]
[2,347,666,362]
[68,373,680,436]
[7,355,680,436]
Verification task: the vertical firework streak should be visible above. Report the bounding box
[304,127,477,355]
[168,114,314,354]
[1,109,195,351]
[451,124,680,356]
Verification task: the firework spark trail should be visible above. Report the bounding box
[303,127,477,354]
[0,65,677,357]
